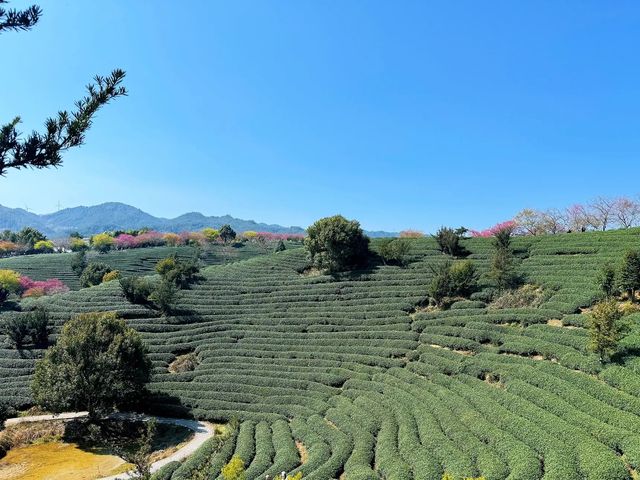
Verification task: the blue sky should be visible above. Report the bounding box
[1,1,639,232]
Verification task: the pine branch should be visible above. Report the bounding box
[0,1,41,33]
[0,69,127,176]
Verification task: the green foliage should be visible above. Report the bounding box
[102,270,120,282]
[155,256,199,288]
[16,227,46,248]
[379,238,410,266]
[489,227,520,291]
[274,240,286,253]
[149,280,177,315]
[304,215,370,272]
[587,299,630,361]
[0,0,126,181]
[70,237,88,252]
[115,418,157,480]
[120,276,154,305]
[619,250,640,302]
[428,260,479,306]
[433,227,467,257]
[221,455,246,480]
[70,250,87,276]
[32,311,151,419]
[26,306,50,348]
[1,314,29,348]
[79,262,112,288]
[597,263,619,298]
[219,224,237,243]
[491,284,547,309]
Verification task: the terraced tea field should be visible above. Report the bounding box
[0,242,292,290]
[2,230,640,479]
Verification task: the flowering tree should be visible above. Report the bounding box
[91,233,115,253]
[20,276,69,297]
[470,220,517,238]
[613,197,640,229]
[399,230,425,238]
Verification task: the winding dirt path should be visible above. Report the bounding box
[3,412,215,480]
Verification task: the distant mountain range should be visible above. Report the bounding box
[0,203,397,238]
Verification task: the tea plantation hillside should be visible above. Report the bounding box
[0,241,292,290]
[3,230,640,479]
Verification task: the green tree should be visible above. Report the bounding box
[597,263,618,298]
[489,226,519,290]
[71,250,87,276]
[304,215,370,272]
[149,280,177,315]
[26,306,49,348]
[32,312,151,419]
[0,1,126,177]
[156,256,199,288]
[80,262,112,288]
[1,315,29,348]
[221,455,246,480]
[428,260,479,306]
[114,418,157,480]
[433,227,467,257]
[619,250,640,303]
[16,227,46,248]
[274,239,286,253]
[120,276,154,306]
[219,224,237,243]
[587,299,630,361]
[378,238,410,267]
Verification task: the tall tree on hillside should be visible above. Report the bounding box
[613,197,640,229]
[0,1,126,177]
[619,250,640,303]
[32,312,151,420]
[589,197,616,231]
[489,225,519,290]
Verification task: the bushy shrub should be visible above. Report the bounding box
[149,280,177,315]
[102,270,121,283]
[305,215,370,272]
[490,284,547,309]
[428,260,478,306]
[80,263,113,288]
[221,455,246,480]
[71,251,87,276]
[1,315,30,348]
[587,299,630,361]
[156,256,200,288]
[274,240,286,253]
[597,263,619,298]
[70,237,88,251]
[489,225,520,290]
[120,276,154,305]
[433,227,467,257]
[379,238,410,266]
[0,307,49,349]
[219,225,237,243]
[34,240,54,252]
[0,269,21,293]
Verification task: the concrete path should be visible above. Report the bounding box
[4,411,215,480]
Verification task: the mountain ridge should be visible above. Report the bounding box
[0,202,397,238]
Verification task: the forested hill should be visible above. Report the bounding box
[0,202,397,238]
[0,202,306,237]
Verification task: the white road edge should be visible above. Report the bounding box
[3,411,215,479]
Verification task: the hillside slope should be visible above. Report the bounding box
[2,230,640,479]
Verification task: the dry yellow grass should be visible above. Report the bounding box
[0,442,128,480]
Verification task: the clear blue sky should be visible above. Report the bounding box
[1,1,639,232]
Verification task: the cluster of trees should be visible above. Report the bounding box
[0,268,68,307]
[0,227,53,254]
[428,260,478,306]
[512,196,640,235]
[0,306,49,349]
[120,255,200,314]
